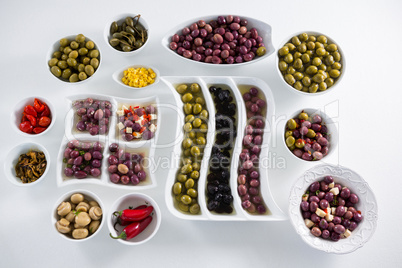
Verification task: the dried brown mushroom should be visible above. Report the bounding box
[15,150,47,183]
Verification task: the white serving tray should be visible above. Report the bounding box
[57,93,159,189]
[162,76,286,221]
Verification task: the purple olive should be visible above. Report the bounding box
[108,165,117,173]
[130,175,140,185]
[74,171,87,179]
[73,156,83,166]
[110,173,120,184]
[92,151,103,160]
[349,193,359,204]
[64,168,73,177]
[137,170,147,181]
[91,159,101,168]
[121,175,130,184]
[108,155,118,165]
[90,168,101,177]
[109,143,119,152]
[334,224,346,234]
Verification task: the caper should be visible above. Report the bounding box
[109,38,120,47]
[110,21,119,34]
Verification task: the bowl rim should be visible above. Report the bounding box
[112,64,160,90]
[282,107,338,162]
[4,141,50,186]
[10,96,57,137]
[275,30,346,96]
[107,192,161,245]
[161,14,275,67]
[51,189,105,242]
[288,163,378,254]
[103,13,149,55]
[46,34,102,84]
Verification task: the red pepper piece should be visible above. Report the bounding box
[24,105,37,117]
[110,216,153,240]
[26,115,37,127]
[33,127,47,134]
[38,116,51,127]
[34,98,45,112]
[114,206,154,222]
[20,121,33,133]
[113,205,148,231]
[21,113,29,122]
[39,104,51,117]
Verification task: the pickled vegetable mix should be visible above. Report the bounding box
[15,150,47,183]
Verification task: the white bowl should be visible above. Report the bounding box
[276,31,345,96]
[283,108,338,162]
[104,13,149,55]
[11,96,56,137]
[289,164,378,254]
[4,142,50,186]
[46,34,102,84]
[112,64,160,89]
[52,189,105,242]
[108,193,161,245]
[162,15,274,66]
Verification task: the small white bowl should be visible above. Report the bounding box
[52,189,105,242]
[108,193,161,245]
[104,13,149,55]
[283,108,338,162]
[46,34,102,84]
[276,31,345,96]
[162,15,274,66]
[289,164,378,254]
[4,142,50,186]
[112,64,160,89]
[11,96,56,137]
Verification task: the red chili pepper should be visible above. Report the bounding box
[26,115,37,126]
[33,127,47,134]
[39,104,51,117]
[38,116,51,127]
[113,205,148,230]
[20,121,33,133]
[114,205,153,222]
[110,216,153,240]
[24,105,37,117]
[34,98,45,112]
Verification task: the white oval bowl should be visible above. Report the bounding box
[276,31,345,96]
[104,13,149,56]
[283,108,338,162]
[107,193,161,245]
[162,15,274,67]
[289,164,378,254]
[11,96,56,137]
[5,142,50,186]
[51,189,105,242]
[46,34,102,84]
[112,64,160,90]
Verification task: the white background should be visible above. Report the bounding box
[0,0,401,267]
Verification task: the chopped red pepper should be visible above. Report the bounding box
[20,121,33,133]
[38,116,51,127]
[139,126,146,133]
[33,127,47,134]
[26,115,37,127]
[39,104,50,117]
[34,98,45,112]
[24,105,37,117]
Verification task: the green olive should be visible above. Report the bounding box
[181,164,193,174]
[291,36,301,46]
[312,74,325,83]
[317,35,328,44]
[312,57,322,67]
[293,52,302,59]
[181,195,192,205]
[48,58,58,67]
[297,43,307,53]
[302,86,309,92]
[190,170,200,179]
[75,34,86,43]
[188,131,196,139]
[184,122,193,132]
[173,182,183,195]
[78,72,87,81]
[190,146,201,157]
[284,74,295,85]
[185,178,195,189]
[187,189,198,198]
[286,66,296,75]
[333,51,341,62]
[295,139,306,148]
[294,72,303,81]
[82,57,90,65]
[285,43,296,51]
[307,41,315,50]
[88,49,99,58]
[66,58,77,67]
[53,51,62,59]
[287,119,297,130]
[308,35,316,42]
[278,46,289,56]
[195,97,205,105]
[307,129,316,138]
[182,138,192,149]
[178,202,189,212]
[315,42,324,49]
[284,53,293,64]
[190,83,200,93]
[189,204,200,214]
[199,123,208,133]
[57,60,68,69]
[183,103,192,114]
[86,41,95,50]
[62,69,72,79]
[193,103,202,114]
[332,62,342,70]
[77,64,85,73]
[325,55,335,66]
[51,66,62,77]
[299,112,309,120]
[63,46,72,55]
[59,38,69,47]
[183,158,192,165]
[309,83,319,93]
[177,174,187,183]
[286,136,295,147]
[193,118,203,129]
[69,73,79,82]
[302,76,311,86]
[200,110,208,120]
[306,66,318,75]
[176,84,188,94]
[182,93,193,103]
[326,43,337,52]
[285,130,293,138]
[293,58,303,69]
[299,33,308,42]
[325,78,334,87]
[279,61,288,72]
[186,115,195,123]
[316,47,326,56]
[319,82,327,91]
[294,81,303,91]
[196,136,206,145]
[90,58,99,69]
[329,69,341,78]
[301,53,310,63]
[318,64,327,71]
[256,46,266,56]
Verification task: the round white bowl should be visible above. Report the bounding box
[5,142,50,186]
[52,189,105,242]
[161,15,274,67]
[289,164,378,254]
[276,31,345,96]
[112,64,160,90]
[46,34,102,84]
[283,108,338,162]
[108,193,161,245]
[11,96,56,137]
[104,13,149,56]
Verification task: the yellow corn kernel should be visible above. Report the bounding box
[121,67,156,88]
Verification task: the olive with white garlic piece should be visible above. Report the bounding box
[72,228,89,239]
[57,202,72,217]
[89,206,103,221]
[56,218,71,234]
